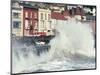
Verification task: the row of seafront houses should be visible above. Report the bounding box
[12,1,96,37]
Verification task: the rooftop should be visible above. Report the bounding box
[51,11,69,20]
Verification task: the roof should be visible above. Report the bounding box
[51,11,69,20]
[20,3,38,9]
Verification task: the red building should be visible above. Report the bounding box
[23,4,38,36]
[51,10,70,20]
[70,7,85,16]
[76,7,85,16]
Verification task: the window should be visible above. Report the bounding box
[40,20,44,29]
[13,21,21,28]
[49,21,52,29]
[35,22,37,27]
[45,13,47,20]
[13,13,21,18]
[30,20,32,25]
[25,11,28,18]
[41,13,43,20]
[30,12,33,18]
[42,21,45,28]
[25,20,29,29]
[48,14,51,20]
[34,13,37,19]
[34,22,38,30]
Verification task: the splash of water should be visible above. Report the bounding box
[48,18,95,60]
[12,39,49,73]
[12,18,95,73]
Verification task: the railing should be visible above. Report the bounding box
[24,29,46,36]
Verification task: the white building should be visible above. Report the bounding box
[38,8,54,36]
[12,1,23,37]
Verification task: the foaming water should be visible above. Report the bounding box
[48,18,95,60]
[12,18,95,73]
[12,39,49,73]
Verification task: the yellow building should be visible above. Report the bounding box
[12,1,23,37]
[38,8,53,36]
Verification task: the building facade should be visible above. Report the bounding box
[51,10,70,30]
[23,4,38,36]
[38,8,53,36]
[12,2,93,37]
[12,1,23,37]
